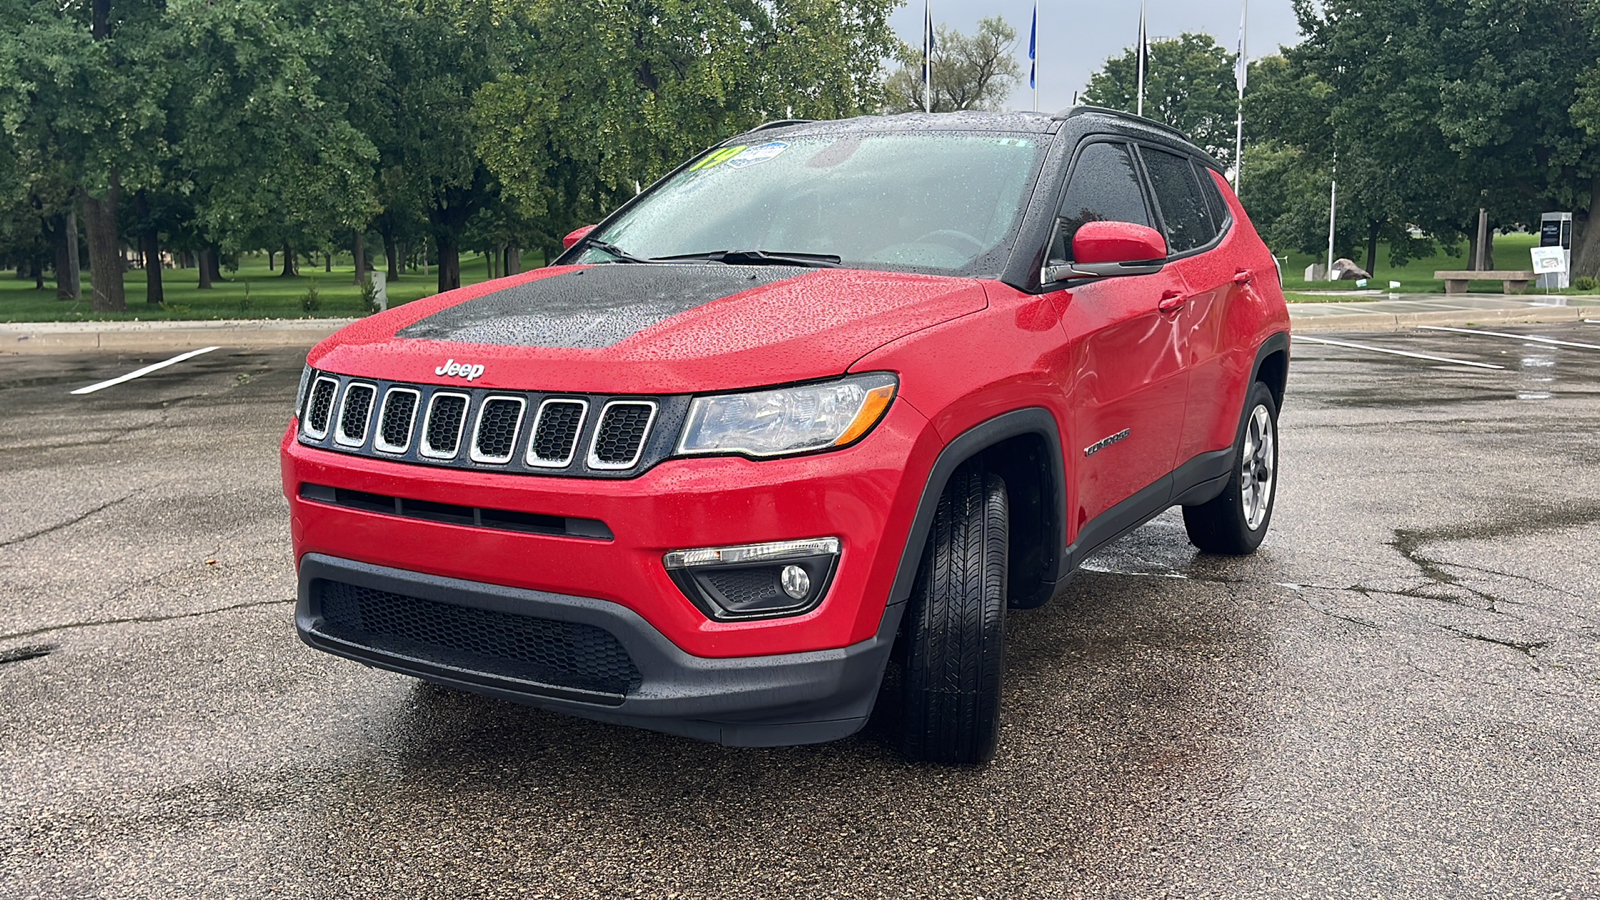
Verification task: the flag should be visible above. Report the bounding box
[1136,1,1147,117]
[922,2,935,112]
[1029,2,1037,91]
[1235,0,1248,95]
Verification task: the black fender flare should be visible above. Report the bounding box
[887,407,1067,609]
[1249,330,1291,405]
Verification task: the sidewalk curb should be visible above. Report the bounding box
[2,304,1597,354]
[1290,304,1600,333]
[0,319,356,355]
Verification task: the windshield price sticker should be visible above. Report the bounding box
[726,141,788,169]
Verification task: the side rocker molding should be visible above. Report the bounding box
[887,408,1067,610]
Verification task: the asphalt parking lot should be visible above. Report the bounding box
[2,324,1598,898]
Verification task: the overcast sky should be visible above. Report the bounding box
[887,1,1305,113]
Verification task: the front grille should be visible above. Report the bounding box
[297,371,685,479]
[317,580,642,699]
[422,393,469,459]
[375,389,420,454]
[527,400,587,467]
[589,401,657,469]
[304,377,339,439]
[471,397,525,464]
[336,384,377,446]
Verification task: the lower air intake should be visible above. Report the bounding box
[317,580,642,698]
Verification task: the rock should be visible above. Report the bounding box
[1332,258,1371,280]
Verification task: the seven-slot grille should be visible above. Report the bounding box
[297,371,681,478]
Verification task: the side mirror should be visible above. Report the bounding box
[562,224,597,251]
[1042,220,1168,283]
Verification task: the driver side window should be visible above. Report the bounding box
[1050,142,1153,263]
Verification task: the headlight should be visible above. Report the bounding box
[675,373,898,458]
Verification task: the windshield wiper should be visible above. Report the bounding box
[653,249,842,268]
[580,237,652,264]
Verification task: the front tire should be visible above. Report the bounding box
[1183,381,1279,554]
[901,464,1008,765]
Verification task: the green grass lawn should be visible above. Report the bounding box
[0,250,546,323]
[1277,231,1593,300]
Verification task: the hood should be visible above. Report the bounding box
[308,263,988,394]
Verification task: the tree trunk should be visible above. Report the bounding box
[383,228,400,281]
[1573,177,1600,281]
[1364,221,1381,277]
[137,192,164,306]
[209,246,223,283]
[436,233,460,294]
[353,230,365,285]
[507,245,521,276]
[141,229,164,306]
[198,247,213,289]
[31,258,44,290]
[81,184,126,312]
[280,242,296,277]
[53,211,81,300]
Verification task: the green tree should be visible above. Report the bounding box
[475,0,899,261]
[881,17,1022,114]
[1290,0,1600,277]
[1084,32,1240,167]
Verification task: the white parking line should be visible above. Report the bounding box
[70,346,221,395]
[1415,325,1600,351]
[1293,335,1504,370]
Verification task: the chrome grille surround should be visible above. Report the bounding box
[373,387,422,455]
[526,399,589,468]
[303,376,340,440]
[295,370,685,479]
[420,392,470,460]
[588,400,658,470]
[469,395,528,465]
[334,383,378,447]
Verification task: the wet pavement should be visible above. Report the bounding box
[1,325,1598,898]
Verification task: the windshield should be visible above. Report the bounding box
[580,131,1048,276]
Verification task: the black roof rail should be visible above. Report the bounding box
[746,118,813,134]
[1054,105,1193,142]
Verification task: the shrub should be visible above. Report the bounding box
[358,275,380,314]
[300,281,322,314]
[1573,275,1597,292]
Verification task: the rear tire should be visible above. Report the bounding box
[901,463,1008,765]
[1183,381,1278,555]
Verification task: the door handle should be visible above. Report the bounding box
[1158,290,1185,314]
[1233,268,1254,285]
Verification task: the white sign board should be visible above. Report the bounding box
[1530,246,1567,274]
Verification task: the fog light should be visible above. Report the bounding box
[663,538,840,621]
[780,565,810,600]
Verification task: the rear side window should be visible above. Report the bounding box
[1198,165,1231,229]
[1141,148,1217,253]
[1052,141,1151,262]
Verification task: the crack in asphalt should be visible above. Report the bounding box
[1431,623,1550,658]
[0,598,292,642]
[0,493,136,549]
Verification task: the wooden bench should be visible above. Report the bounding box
[1433,270,1537,295]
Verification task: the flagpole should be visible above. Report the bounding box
[923,1,933,113]
[1136,0,1147,118]
[1030,1,1038,112]
[1327,150,1338,281]
[1234,0,1247,192]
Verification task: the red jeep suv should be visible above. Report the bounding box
[283,108,1289,764]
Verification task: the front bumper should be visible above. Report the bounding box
[282,397,938,658]
[298,553,905,746]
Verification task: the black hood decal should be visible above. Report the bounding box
[398,264,807,349]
